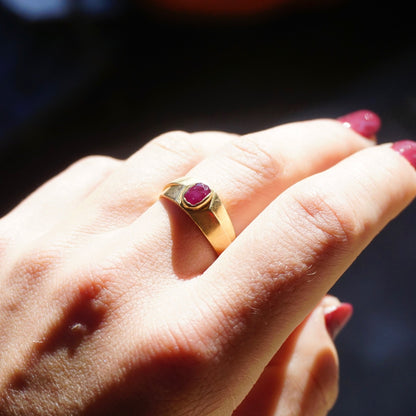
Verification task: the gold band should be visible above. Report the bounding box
[160,177,235,255]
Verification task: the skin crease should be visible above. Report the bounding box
[0,118,415,416]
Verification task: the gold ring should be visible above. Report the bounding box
[160,177,235,255]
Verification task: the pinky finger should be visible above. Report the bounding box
[1,155,121,250]
[233,296,352,416]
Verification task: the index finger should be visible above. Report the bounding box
[199,142,416,407]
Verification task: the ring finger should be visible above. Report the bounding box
[124,112,379,278]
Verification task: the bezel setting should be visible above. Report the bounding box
[182,182,213,210]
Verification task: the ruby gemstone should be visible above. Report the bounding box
[184,183,211,206]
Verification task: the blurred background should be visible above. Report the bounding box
[0,0,415,414]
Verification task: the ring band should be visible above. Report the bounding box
[160,178,235,254]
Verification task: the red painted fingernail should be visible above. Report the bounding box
[337,109,381,139]
[324,303,353,340]
[392,140,416,170]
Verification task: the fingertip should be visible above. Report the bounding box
[337,109,381,140]
[392,140,416,170]
[319,294,341,308]
[324,303,353,340]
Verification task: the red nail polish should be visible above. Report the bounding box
[324,303,353,340]
[392,140,416,170]
[337,109,381,139]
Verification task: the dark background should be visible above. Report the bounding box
[0,0,415,414]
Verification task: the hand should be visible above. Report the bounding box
[0,111,415,415]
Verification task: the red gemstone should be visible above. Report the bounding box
[184,183,211,206]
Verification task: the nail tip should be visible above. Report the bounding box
[325,302,353,340]
[337,109,381,139]
[392,140,416,170]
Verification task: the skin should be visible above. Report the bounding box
[0,119,415,415]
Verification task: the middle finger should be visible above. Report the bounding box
[120,114,378,278]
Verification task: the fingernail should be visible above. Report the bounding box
[392,140,416,170]
[337,109,381,139]
[324,303,353,340]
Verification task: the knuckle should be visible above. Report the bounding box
[289,185,362,251]
[226,136,281,181]
[69,155,120,174]
[11,244,61,284]
[60,259,119,307]
[55,269,113,335]
[14,265,117,358]
[151,130,200,160]
[192,130,238,140]
[1,243,62,311]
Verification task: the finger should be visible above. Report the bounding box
[131,116,375,279]
[0,131,233,259]
[233,296,350,416]
[0,156,120,252]
[185,117,377,233]
[199,142,416,411]
[69,112,377,239]
[0,131,235,342]
[58,130,235,234]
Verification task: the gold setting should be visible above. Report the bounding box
[161,177,235,255]
[181,184,213,210]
